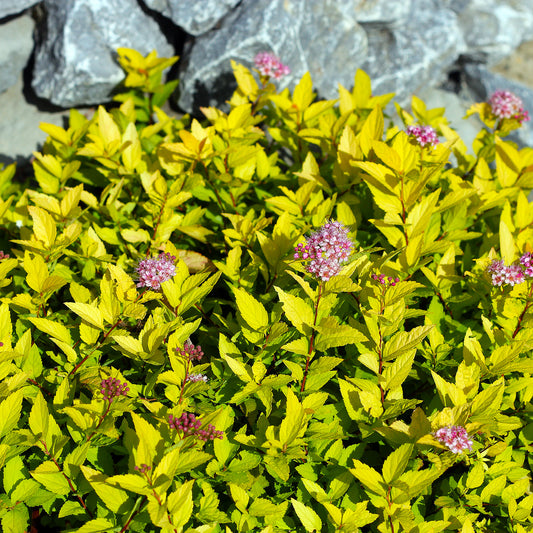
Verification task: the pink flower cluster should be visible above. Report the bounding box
[135,252,176,290]
[0,251,9,261]
[488,90,530,123]
[294,220,354,282]
[406,125,439,148]
[186,373,208,383]
[254,52,290,80]
[134,463,151,474]
[168,412,223,441]
[176,340,204,362]
[372,273,400,287]
[434,425,473,454]
[487,252,533,287]
[100,377,129,402]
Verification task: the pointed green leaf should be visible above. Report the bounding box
[382,444,414,485]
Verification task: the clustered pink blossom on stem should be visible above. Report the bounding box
[100,377,129,402]
[434,425,473,454]
[406,125,439,148]
[487,252,533,287]
[176,340,204,361]
[372,273,400,287]
[254,52,290,80]
[488,90,530,123]
[294,220,354,282]
[135,252,176,290]
[168,412,223,441]
[186,373,208,383]
[0,251,9,260]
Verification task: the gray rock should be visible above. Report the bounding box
[457,0,533,65]
[31,0,174,108]
[463,63,533,147]
[341,0,413,26]
[0,0,39,19]
[0,15,34,93]
[351,0,466,106]
[143,0,240,36]
[0,74,72,165]
[177,0,368,113]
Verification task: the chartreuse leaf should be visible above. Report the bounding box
[291,499,322,532]
[73,518,115,533]
[27,205,57,248]
[382,443,414,484]
[168,480,194,528]
[80,465,130,513]
[0,389,23,439]
[233,287,269,331]
[279,388,305,446]
[30,461,70,495]
[29,391,49,441]
[274,287,314,334]
[65,301,104,330]
[1,505,29,533]
[130,412,163,467]
[350,460,387,496]
[499,217,516,264]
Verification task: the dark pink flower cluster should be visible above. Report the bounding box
[254,52,290,80]
[487,252,533,287]
[488,90,530,123]
[100,377,129,402]
[406,125,439,148]
[197,424,224,442]
[372,273,400,287]
[434,425,473,454]
[134,463,151,474]
[176,340,204,362]
[135,252,176,290]
[168,412,223,441]
[0,251,9,261]
[169,412,202,436]
[294,220,354,282]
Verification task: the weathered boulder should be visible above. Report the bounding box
[0,0,39,19]
[176,0,466,113]
[177,0,369,113]
[343,0,412,26]
[31,0,174,108]
[143,0,240,36]
[0,14,34,93]
[358,0,466,105]
[457,0,533,65]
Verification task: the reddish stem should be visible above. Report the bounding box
[300,283,322,393]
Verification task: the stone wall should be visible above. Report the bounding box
[1,0,533,162]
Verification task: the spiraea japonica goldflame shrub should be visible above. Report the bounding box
[0,47,533,532]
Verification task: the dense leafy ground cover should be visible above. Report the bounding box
[0,48,533,533]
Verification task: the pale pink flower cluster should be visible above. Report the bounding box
[406,125,439,148]
[487,252,533,287]
[434,425,473,454]
[254,52,290,80]
[135,252,176,290]
[294,220,354,282]
[186,373,208,383]
[519,252,533,276]
[488,90,530,123]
